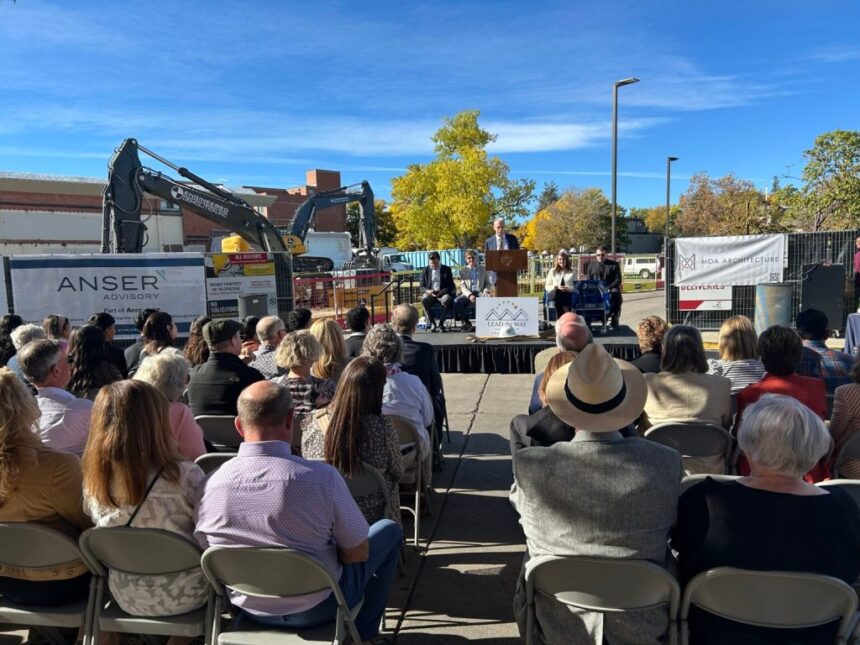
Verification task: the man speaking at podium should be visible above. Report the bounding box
[586,245,622,329]
[484,218,520,251]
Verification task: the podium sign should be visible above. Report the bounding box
[476,297,539,337]
[486,249,528,297]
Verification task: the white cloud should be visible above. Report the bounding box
[808,44,860,63]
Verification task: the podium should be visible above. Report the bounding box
[486,249,528,297]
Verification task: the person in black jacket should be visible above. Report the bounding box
[88,312,129,378]
[585,245,623,328]
[419,252,456,332]
[187,319,264,417]
[124,308,158,376]
[344,306,370,359]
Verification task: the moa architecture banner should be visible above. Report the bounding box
[9,253,206,339]
[475,297,540,337]
[674,234,785,287]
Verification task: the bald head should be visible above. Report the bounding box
[236,380,293,443]
[555,313,593,352]
[392,304,419,335]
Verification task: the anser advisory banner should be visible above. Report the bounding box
[674,234,786,286]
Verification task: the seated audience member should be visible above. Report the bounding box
[512,344,683,644]
[827,356,860,478]
[183,315,211,368]
[543,249,577,317]
[672,394,860,645]
[18,339,92,455]
[454,249,492,332]
[391,304,446,442]
[125,308,158,375]
[0,313,24,367]
[310,318,347,382]
[272,330,335,452]
[7,323,45,392]
[631,315,669,374]
[42,313,71,341]
[187,319,264,418]
[286,307,312,332]
[0,368,92,605]
[510,351,577,455]
[248,315,287,379]
[796,308,853,394]
[138,311,185,370]
[706,315,765,392]
[67,324,123,400]
[240,315,261,358]
[195,381,402,643]
[362,323,433,458]
[736,325,827,421]
[529,313,593,414]
[641,325,732,430]
[134,353,207,460]
[88,311,128,377]
[303,356,403,525]
[344,306,370,359]
[420,251,455,332]
[83,380,208,617]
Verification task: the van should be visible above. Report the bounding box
[622,255,660,279]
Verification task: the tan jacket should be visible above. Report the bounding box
[641,371,732,430]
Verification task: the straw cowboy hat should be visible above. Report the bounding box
[546,343,647,432]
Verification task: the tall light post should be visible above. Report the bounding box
[665,156,678,239]
[611,77,640,255]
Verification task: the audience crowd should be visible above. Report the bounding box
[3,299,860,645]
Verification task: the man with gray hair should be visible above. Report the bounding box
[18,339,92,455]
[7,323,45,392]
[249,315,287,379]
[529,313,594,414]
[195,380,402,643]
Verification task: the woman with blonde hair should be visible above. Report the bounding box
[707,315,765,392]
[544,249,576,316]
[0,368,91,605]
[310,318,347,381]
[83,380,208,617]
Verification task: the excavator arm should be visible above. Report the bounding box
[287,181,376,257]
[102,139,288,254]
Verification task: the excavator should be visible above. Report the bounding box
[101,139,377,271]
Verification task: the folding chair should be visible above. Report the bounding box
[681,567,858,645]
[525,555,680,645]
[0,523,95,645]
[833,432,860,479]
[817,479,860,510]
[645,422,735,476]
[78,527,214,645]
[385,414,433,547]
[195,452,238,476]
[200,546,363,644]
[196,415,242,451]
[679,473,741,496]
[342,462,390,510]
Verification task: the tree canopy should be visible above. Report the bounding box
[346,199,397,248]
[390,111,535,250]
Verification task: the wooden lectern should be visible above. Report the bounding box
[486,249,528,297]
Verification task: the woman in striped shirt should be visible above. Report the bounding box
[707,315,765,393]
[830,357,860,478]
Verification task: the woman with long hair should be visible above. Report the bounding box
[67,324,122,400]
[310,318,347,381]
[304,356,402,525]
[42,313,71,340]
[707,315,765,392]
[0,314,24,367]
[183,315,211,367]
[83,380,208,617]
[140,311,184,364]
[0,368,91,605]
[240,315,260,359]
[544,249,576,316]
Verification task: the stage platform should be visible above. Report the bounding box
[418,325,641,374]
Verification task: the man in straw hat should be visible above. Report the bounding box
[511,344,682,644]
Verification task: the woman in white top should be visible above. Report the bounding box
[544,249,577,316]
[83,380,208,617]
[707,315,765,393]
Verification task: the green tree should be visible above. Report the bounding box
[532,188,613,252]
[390,111,535,249]
[346,199,397,248]
[800,130,860,230]
[675,172,779,237]
[536,181,561,212]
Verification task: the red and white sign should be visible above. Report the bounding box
[679,284,732,311]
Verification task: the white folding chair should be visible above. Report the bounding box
[201,546,363,644]
[645,422,735,475]
[385,414,432,547]
[195,452,238,476]
[525,555,680,645]
[196,415,242,451]
[833,433,860,479]
[679,473,741,496]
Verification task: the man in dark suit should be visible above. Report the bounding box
[392,304,446,460]
[484,218,520,251]
[420,251,456,332]
[586,245,622,328]
[344,305,370,359]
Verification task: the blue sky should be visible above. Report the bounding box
[1,0,858,217]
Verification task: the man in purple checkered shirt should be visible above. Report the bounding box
[194,380,402,642]
[796,309,854,395]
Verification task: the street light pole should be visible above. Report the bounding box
[611,77,640,255]
[665,156,678,239]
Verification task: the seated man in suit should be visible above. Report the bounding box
[484,217,520,251]
[511,344,683,644]
[420,251,456,332]
[344,306,370,359]
[454,250,492,333]
[585,245,622,328]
